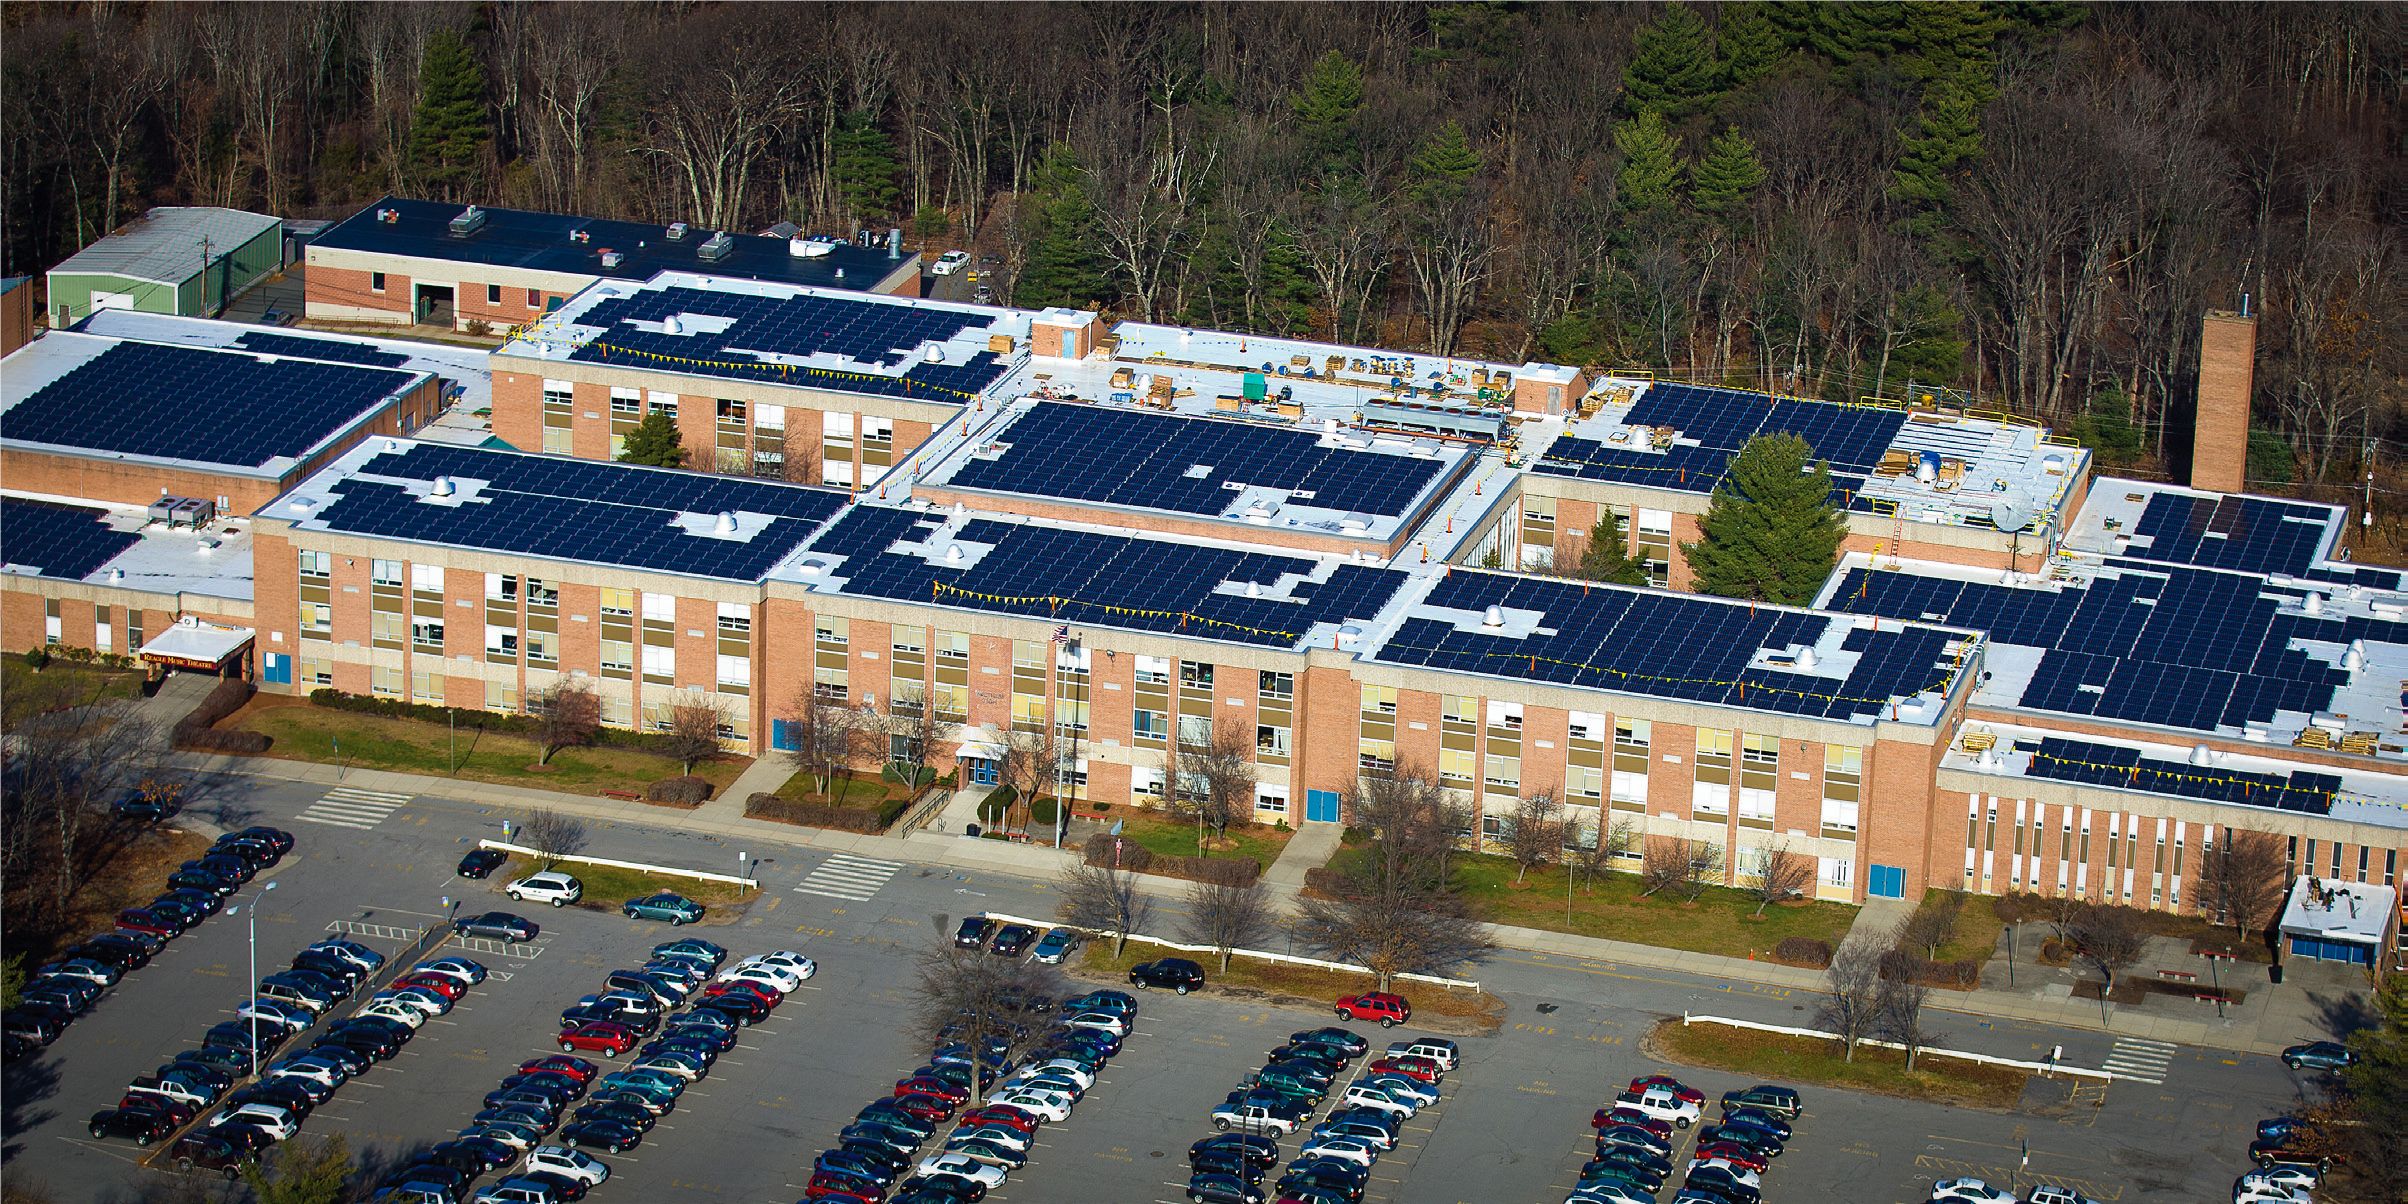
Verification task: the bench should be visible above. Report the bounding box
[2159,968,2198,982]
[600,788,641,801]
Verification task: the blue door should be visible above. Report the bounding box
[770,719,800,752]
[969,759,1000,787]
[1305,789,1341,824]
[1868,865,1906,899]
[261,652,291,685]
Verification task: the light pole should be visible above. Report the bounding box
[229,879,280,1078]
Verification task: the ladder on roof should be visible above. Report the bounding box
[1887,513,1904,568]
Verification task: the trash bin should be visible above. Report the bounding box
[2268,963,2283,985]
[964,822,982,839]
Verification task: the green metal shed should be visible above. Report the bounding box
[44,206,282,327]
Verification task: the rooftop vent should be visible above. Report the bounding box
[569,229,591,244]
[697,231,735,261]
[1337,624,1363,648]
[108,568,125,584]
[666,221,690,241]
[1483,605,1505,628]
[945,544,966,563]
[1795,646,1818,670]
[2343,639,2366,672]
[2189,744,2213,766]
[429,476,456,497]
[448,206,487,237]
[2303,592,2324,616]
[599,249,624,269]
[662,314,684,335]
[792,236,832,258]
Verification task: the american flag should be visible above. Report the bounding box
[1050,625,1070,645]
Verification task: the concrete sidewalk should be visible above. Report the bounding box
[168,748,2346,1056]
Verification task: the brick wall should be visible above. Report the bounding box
[2193,312,2256,493]
[305,264,413,324]
[1296,663,1364,817]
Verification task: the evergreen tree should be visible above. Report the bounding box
[1612,111,1684,215]
[1683,434,1847,604]
[245,1135,355,1204]
[1690,126,1767,219]
[1716,2,1791,90]
[1012,150,1109,309]
[1292,50,1365,174]
[1573,511,1649,586]
[831,110,901,221]
[618,410,686,468]
[407,30,489,200]
[1408,120,1481,208]
[1622,2,1722,119]
[1885,284,1966,388]
[1898,0,2004,93]
[1892,71,1984,231]
[1801,1,1908,82]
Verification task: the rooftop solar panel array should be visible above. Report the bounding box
[805,507,1409,648]
[1826,564,2407,734]
[231,331,413,368]
[4,341,420,469]
[307,443,847,581]
[946,402,1447,519]
[562,285,1003,402]
[2121,492,2333,576]
[1532,383,1906,503]
[0,498,142,580]
[1371,572,1961,719]
[2016,736,2339,815]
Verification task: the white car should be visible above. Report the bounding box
[716,963,803,993]
[1339,1083,1418,1117]
[1009,1059,1095,1090]
[1613,1086,1701,1129]
[415,956,488,985]
[932,250,971,277]
[630,1056,702,1081]
[915,1152,1008,1187]
[2239,1167,2319,1194]
[370,988,450,1018]
[128,1079,214,1108]
[2027,1188,2103,1204]
[210,1102,299,1141]
[235,999,313,1035]
[1363,1074,1438,1106]
[1687,1158,1761,1188]
[522,1144,611,1186]
[1567,1184,1653,1204]
[744,951,818,979]
[265,1059,344,1090]
[354,1000,428,1029]
[988,1088,1072,1122]
[463,1124,538,1152]
[306,939,384,971]
[1297,1136,1379,1167]
[1060,1010,1129,1037]
[2234,1188,2311,1204]
[1930,1180,2019,1204]
[946,1124,1031,1152]
[507,872,584,907]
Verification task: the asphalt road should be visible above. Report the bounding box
[2,769,2325,1203]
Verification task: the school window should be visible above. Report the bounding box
[1256,725,1290,759]
[526,288,541,308]
[486,284,501,305]
[1181,661,1215,692]
[1360,684,1396,714]
[1134,655,1169,684]
[411,617,444,648]
[301,602,331,635]
[1822,746,1862,835]
[371,559,403,586]
[371,665,402,697]
[1133,709,1168,742]
[371,272,386,293]
[1258,671,1293,702]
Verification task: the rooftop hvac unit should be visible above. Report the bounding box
[569,229,591,244]
[599,249,624,269]
[377,208,400,223]
[666,221,690,241]
[448,206,487,237]
[697,231,735,261]
[791,236,833,258]
[887,227,903,259]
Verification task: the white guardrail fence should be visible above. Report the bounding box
[1681,1012,2115,1080]
[476,840,761,888]
[976,910,1480,992]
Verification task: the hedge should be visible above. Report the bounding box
[1302,866,1350,897]
[1772,937,1833,969]
[173,679,270,754]
[1082,832,1258,886]
[306,689,686,755]
[646,776,713,805]
[745,793,888,832]
[1877,949,1982,989]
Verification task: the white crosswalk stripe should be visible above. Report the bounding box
[295,786,413,830]
[792,854,906,901]
[2099,1036,2176,1084]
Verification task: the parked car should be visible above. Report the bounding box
[171,1128,269,1178]
[457,912,541,941]
[1929,1179,2019,1204]
[932,250,971,276]
[1718,1085,1802,1119]
[622,894,704,925]
[953,917,998,949]
[508,872,585,907]
[459,848,510,878]
[1030,928,1081,964]
[1129,958,1206,994]
[2281,1040,2357,1071]
[990,924,1039,957]
[88,1105,179,1145]
[559,1022,640,1056]
[1334,992,1412,1026]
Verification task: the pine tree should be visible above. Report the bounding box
[1885,284,1966,388]
[1892,70,1984,229]
[618,410,686,468]
[1012,150,1109,309]
[1899,0,2005,93]
[1717,2,1791,90]
[407,30,489,200]
[1613,111,1684,215]
[1408,121,1481,208]
[1802,1,1908,82]
[1683,434,1847,605]
[1292,50,1365,174]
[1573,511,1649,586]
[1622,2,1722,119]
[1690,126,1767,219]
[831,110,901,222]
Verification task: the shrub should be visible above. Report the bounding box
[1028,796,1059,827]
[1877,949,1982,988]
[745,793,886,833]
[174,678,270,753]
[306,688,686,755]
[22,647,50,670]
[1302,866,1350,897]
[876,796,914,827]
[1772,937,1833,968]
[1082,833,1257,885]
[647,776,712,805]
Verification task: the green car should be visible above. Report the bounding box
[1247,1075,1325,1104]
[651,938,726,967]
[598,1068,687,1096]
[623,894,705,925]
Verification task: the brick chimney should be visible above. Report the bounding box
[2191,309,2256,494]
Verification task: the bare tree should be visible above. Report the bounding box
[518,808,588,869]
[1,677,170,943]
[2195,828,2291,940]
[1639,835,1691,898]
[1504,790,1565,884]
[2068,903,2149,1003]
[1165,719,1256,853]
[784,691,870,797]
[1181,879,1273,973]
[1748,841,1815,917]
[880,686,948,787]
[638,6,810,229]
[1572,816,1639,892]
[1000,726,1063,834]
[1816,943,1883,1062]
[1293,769,1494,991]
[660,692,729,775]
[535,679,601,766]
[1057,861,1151,958]
[905,941,1068,1108]
[1680,838,1727,902]
[1876,965,1934,1072]
[1896,891,1966,959]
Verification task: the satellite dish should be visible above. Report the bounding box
[1989,491,2035,533]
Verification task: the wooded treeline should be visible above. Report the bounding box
[3,2,2399,488]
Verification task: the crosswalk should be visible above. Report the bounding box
[295,786,413,830]
[792,853,905,902]
[2100,1036,2176,1084]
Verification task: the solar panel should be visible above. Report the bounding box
[563,286,1002,402]
[1534,383,1907,500]
[5,341,419,468]
[2121,493,2335,577]
[2020,736,2338,815]
[0,498,142,579]
[232,331,412,368]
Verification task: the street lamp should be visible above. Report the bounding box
[228,879,280,1078]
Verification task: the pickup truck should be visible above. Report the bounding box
[1210,1098,1309,1135]
[1612,1086,1702,1129]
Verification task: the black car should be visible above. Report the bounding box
[456,911,540,941]
[2249,1138,2333,1172]
[520,1170,594,1202]
[202,1020,277,1056]
[88,1105,177,1145]
[167,869,238,898]
[1696,1123,1782,1159]
[160,886,226,917]
[1192,1132,1281,1169]
[990,924,1039,957]
[187,854,257,884]
[1275,1164,1364,1202]
[1190,1150,1265,1182]
[1130,958,1207,993]
[561,1118,645,1153]
[288,953,367,990]
[293,1042,369,1077]
[24,978,100,1015]
[69,934,155,970]
[171,1128,267,1178]
[689,993,769,1025]
[1683,1164,1762,1204]
[572,1100,659,1132]
[381,1164,472,1197]
[458,849,509,879]
[501,1071,587,1100]
[114,790,180,821]
[840,1121,924,1152]
[427,1137,518,1175]
[893,1173,987,1202]
[262,970,345,1006]
[229,1080,317,1119]
[234,826,296,856]
[954,917,999,949]
[315,1026,400,1061]
[212,835,280,867]
[1188,1170,1267,1204]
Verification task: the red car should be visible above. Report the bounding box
[115,908,186,938]
[886,1092,957,1122]
[805,1172,885,1204]
[1592,1107,1673,1138]
[1627,1075,1703,1106]
[520,1054,599,1083]
[958,1105,1041,1134]
[394,973,467,1000]
[895,1075,969,1104]
[702,980,782,1007]
[1692,1141,1769,1173]
[558,1021,639,1056]
[1332,992,1412,1027]
[1365,1055,1443,1083]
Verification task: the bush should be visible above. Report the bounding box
[647,776,712,805]
[1302,866,1350,897]
[745,793,887,833]
[1082,833,1256,885]
[174,678,271,754]
[306,688,685,755]
[1877,949,1982,988]
[876,796,914,828]
[1772,937,1833,968]
[22,647,50,670]
[1028,796,1059,826]
[978,787,1015,826]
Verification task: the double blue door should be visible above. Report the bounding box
[1305,789,1340,824]
[1868,864,1907,899]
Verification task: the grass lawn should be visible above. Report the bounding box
[234,698,749,798]
[774,770,903,808]
[4,659,145,712]
[1329,845,1856,961]
[491,853,756,911]
[1651,1019,2029,1111]
[1079,935,1502,1027]
[1927,891,2007,964]
[1112,808,1294,873]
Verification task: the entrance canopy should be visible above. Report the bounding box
[140,615,254,671]
[954,725,1006,764]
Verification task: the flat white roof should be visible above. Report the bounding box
[2279,876,2395,944]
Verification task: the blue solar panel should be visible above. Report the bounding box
[0,498,142,579]
[1369,571,1958,718]
[805,506,1409,649]
[2121,493,2334,576]
[947,403,1447,519]
[7,341,419,468]
[1532,383,1904,502]
[232,331,412,368]
[308,444,848,581]
[2019,736,2339,815]
[562,285,1002,402]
